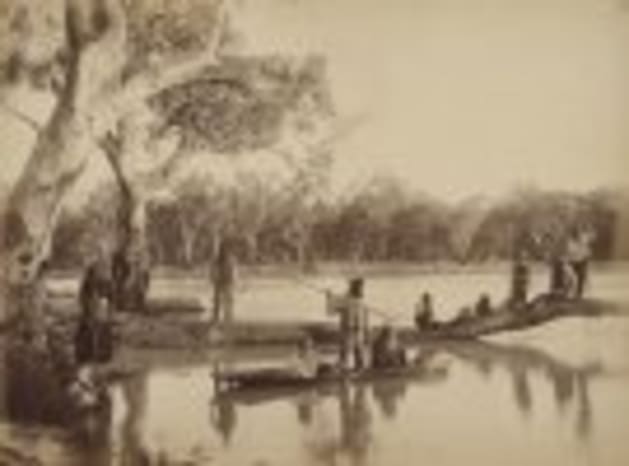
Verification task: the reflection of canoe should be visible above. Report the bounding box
[215,360,449,395]
[412,297,620,341]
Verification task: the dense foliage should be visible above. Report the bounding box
[50,176,628,269]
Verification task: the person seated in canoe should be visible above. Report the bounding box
[371,325,406,369]
[474,293,493,318]
[290,336,324,379]
[452,306,473,325]
[414,292,435,331]
[326,277,370,372]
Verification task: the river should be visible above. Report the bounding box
[1,267,629,466]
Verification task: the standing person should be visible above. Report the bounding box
[72,256,115,408]
[566,229,593,298]
[509,251,530,309]
[210,237,238,324]
[327,277,370,371]
[414,292,434,331]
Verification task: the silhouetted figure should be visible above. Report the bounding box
[210,237,238,324]
[74,259,115,401]
[549,253,577,300]
[327,278,369,371]
[510,252,530,309]
[371,325,406,369]
[414,292,435,331]
[566,229,593,299]
[474,293,492,318]
[111,248,150,313]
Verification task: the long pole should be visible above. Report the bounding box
[291,275,409,324]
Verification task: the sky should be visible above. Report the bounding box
[237,0,629,200]
[1,0,628,203]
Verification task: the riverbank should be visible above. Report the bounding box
[48,260,629,281]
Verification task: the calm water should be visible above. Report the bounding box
[2,268,629,466]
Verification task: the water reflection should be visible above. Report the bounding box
[371,377,406,420]
[432,339,603,441]
[210,362,238,446]
[0,335,622,465]
[118,370,151,466]
[210,351,446,466]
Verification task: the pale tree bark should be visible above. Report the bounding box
[1,0,128,330]
[0,0,128,423]
[0,0,230,317]
[0,0,230,418]
[99,106,194,311]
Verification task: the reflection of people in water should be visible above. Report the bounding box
[339,382,372,466]
[575,373,592,441]
[372,379,407,420]
[511,369,533,417]
[441,340,597,442]
[210,362,238,446]
[119,372,152,466]
[210,395,237,446]
[547,367,575,414]
[69,392,113,466]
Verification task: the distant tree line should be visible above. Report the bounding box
[49,173,628,270]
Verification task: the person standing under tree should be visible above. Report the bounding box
[210,237,239,325]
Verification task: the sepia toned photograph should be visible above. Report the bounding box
[0,0,628,465]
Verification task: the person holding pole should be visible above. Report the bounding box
[326,277,370,372]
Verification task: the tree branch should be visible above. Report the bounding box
[110,0,231,117]
[0,100,42,132]
[66,0,128,115]
[99,131,133,199]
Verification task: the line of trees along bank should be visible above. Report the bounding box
[50,177,628,270]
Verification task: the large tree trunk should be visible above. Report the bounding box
[111,191,151,313]
[102,138,151,313]
[1,0,127,422]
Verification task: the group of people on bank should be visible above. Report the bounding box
[313,226,596,375]
[72,225,595,387]
[508,227,594,308]
[414,227,595,332]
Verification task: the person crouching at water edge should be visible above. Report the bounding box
[326,277,370,372]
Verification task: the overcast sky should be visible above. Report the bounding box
[1,0,628,203]
[239,0,629,200]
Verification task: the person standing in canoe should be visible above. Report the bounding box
[210,237,239,325]
[326,277,370,371]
